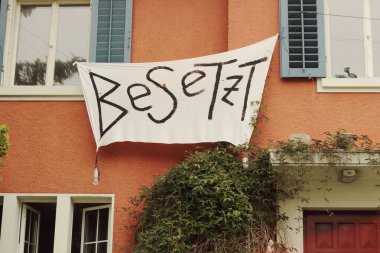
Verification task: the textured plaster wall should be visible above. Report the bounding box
[1,0,380,252]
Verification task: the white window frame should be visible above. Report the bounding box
[0,194,114,253]
[0,0,89,100]
[318,0,380,92]
[81,204,112,253]
[19,204,41,253]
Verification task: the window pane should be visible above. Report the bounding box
[98,208,109,241]
[30,212,38,244]
[84,210,97,243]
[29,245,36,253]
[97,242,107,253]
[54,5,90,86]
[15,6,51,85]
[371,0,380,77]
[84,243,96,253]
[25,210,31,242]
[329,0,365,77]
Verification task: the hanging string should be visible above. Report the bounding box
[93,149,100,185]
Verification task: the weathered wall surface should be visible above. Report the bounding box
[1,0,380,251]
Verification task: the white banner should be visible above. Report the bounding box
[77,35,277,148]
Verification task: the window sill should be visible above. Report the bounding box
[0,86,84,101]
[317,78,380,92]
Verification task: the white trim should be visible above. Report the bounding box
[0,196,20,252]
[3,0,20,87]
[0,86,84,100]
[53,195,73,253]
[1,193,114,198]
[318,77,380,92]
[46,1,59,86]
[323,0,331,78]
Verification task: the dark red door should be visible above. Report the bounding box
[305,212,380,253]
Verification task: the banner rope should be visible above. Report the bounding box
[93,150,100,185]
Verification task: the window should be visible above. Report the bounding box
[6,2,91,87]
[81,205,111,253]
[13,4,91,86]
[71,203,111,253]
[280,0,380,91]
[325,0,380,79]
[18,202,56,253]
[0,194,114,253]
[0,0,133,99]
[321,0,380,91]
[19,205,42,253]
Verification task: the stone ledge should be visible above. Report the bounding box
[269,150,380,167]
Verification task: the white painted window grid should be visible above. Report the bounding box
[3,0,90,86]
[80,204,111,253]
[319,0,380,92]
[19,204,41,253]
[0,0,89,99]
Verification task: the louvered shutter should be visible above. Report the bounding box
[0,0,8,80]
[280,0,326,78]
[89,0,133,63]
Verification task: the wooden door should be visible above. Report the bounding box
[305,212,380,253]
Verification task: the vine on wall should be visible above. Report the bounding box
[0,124,10,183]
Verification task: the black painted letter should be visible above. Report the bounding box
[89,72,128,138]
[195,59,237,120]
[181,70,206,97]
[127,83,152,111]
[221,75,243,106]
[146,66,178,124]
[238,57,267,121]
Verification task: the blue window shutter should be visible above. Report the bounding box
[0,0,8,80]
[89,0,133,63]
[280,0,326,78]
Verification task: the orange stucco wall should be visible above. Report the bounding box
[1,0,380,252]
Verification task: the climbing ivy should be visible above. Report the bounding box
[0,124,10,183]
[127,144,302,253]
[0,125,9,165]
